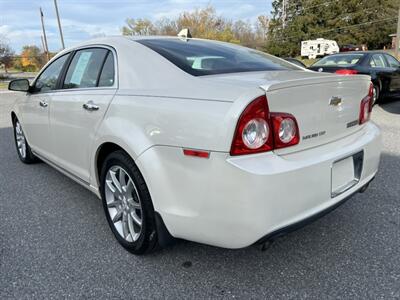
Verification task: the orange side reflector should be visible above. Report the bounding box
[183,149,210,159]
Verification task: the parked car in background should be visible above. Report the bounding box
[284,57,307,68]
[8,37,381,254]
[340,44,362,52]
[309,51,400,104]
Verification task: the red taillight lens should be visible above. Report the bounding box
[368,82,374,112]
[270,113,300,149]
[230,96,273,156]
[230,96,300,156]
[335,69,358,75]
[359,82,374,124]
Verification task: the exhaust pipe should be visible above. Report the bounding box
[358,176,375,194]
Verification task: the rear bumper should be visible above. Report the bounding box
[136,122,381,249]
[256,175,374,245]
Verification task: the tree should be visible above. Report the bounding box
[154,18,178,36]
[266,0,399,57]
[122,18,157,36]
[255,15,270,42]
[0,42,14,73]
[20,45,46,72]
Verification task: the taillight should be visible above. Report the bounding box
[230,96,273,156]
[230,96,300,156]
[335,69,358,75]
[359,82,374,125]
[270,113,300,149]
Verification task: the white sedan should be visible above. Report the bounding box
[8,37,381,254]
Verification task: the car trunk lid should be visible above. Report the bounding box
[202,70,371,154]
[260,74,371,154]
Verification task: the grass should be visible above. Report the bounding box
[297,57,318,67]
[0,82,8,90]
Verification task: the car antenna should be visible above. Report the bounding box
[177,28,192,41]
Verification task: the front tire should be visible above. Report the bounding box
[100,150,160,255]
[13,118,38,164]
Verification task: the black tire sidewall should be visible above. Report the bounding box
[100,150,157,254]
[372,81,381,106]
[12,118,37,164]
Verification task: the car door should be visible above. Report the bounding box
[20,54,69,159]
[383,54,400,93]
[49,47,117,183]
[369,54,392,92]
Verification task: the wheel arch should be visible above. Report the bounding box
[10,111,17,124]
[95,142,128,187]
[93,141,175,248]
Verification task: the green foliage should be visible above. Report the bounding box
[267,0,399,57]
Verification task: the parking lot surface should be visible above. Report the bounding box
[0,92,399,299]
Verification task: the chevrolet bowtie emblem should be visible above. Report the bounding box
[330,96,342,106]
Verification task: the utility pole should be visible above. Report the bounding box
[282,0,287,29]
[40,35,46,53]
[39,7,50,61]
[54,0,65,49]
[395,5,400,59]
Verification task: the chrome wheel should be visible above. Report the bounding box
[15,121,26,159]
[105,166,142,242]
[372,86,379,105]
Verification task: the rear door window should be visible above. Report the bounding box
[63,48,108,89]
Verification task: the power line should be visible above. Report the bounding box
[273,6,387,31]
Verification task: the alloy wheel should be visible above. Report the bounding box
[372,86,378,105]
[105,166,143,242]
[15,121,27,159]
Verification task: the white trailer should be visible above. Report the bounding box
[301,38,339,59]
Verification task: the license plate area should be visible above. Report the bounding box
[331,151,363,198]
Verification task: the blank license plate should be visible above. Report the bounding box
[331,156,356,197]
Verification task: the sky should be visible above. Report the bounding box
[0,0,273,53]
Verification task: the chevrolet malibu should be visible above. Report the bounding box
[8,37,381,254]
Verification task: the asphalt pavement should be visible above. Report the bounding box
[0,91,399,299]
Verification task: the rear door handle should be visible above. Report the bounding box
[39,100,48,108]
[83,101,99,111]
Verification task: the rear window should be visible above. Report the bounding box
[313,54,364,67]
[136,38,299,76]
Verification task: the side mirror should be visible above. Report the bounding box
[8,79,30,92]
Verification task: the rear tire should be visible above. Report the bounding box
[372,84,380,106]
[100,150,160,255]
[12,118,39,164]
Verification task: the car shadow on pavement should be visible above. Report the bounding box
[1,125,399,298]
[379,97,400,114]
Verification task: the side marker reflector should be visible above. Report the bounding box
[183,149,210,158]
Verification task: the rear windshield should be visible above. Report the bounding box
[313,54,365,67]
[136,38,299,76]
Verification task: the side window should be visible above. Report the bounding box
[370,54,387,68]
[34,54,69,93]
[385,54,400,68]
[63,48,108,89]
[98,52,115,87]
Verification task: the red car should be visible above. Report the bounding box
[340,44,362,52]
